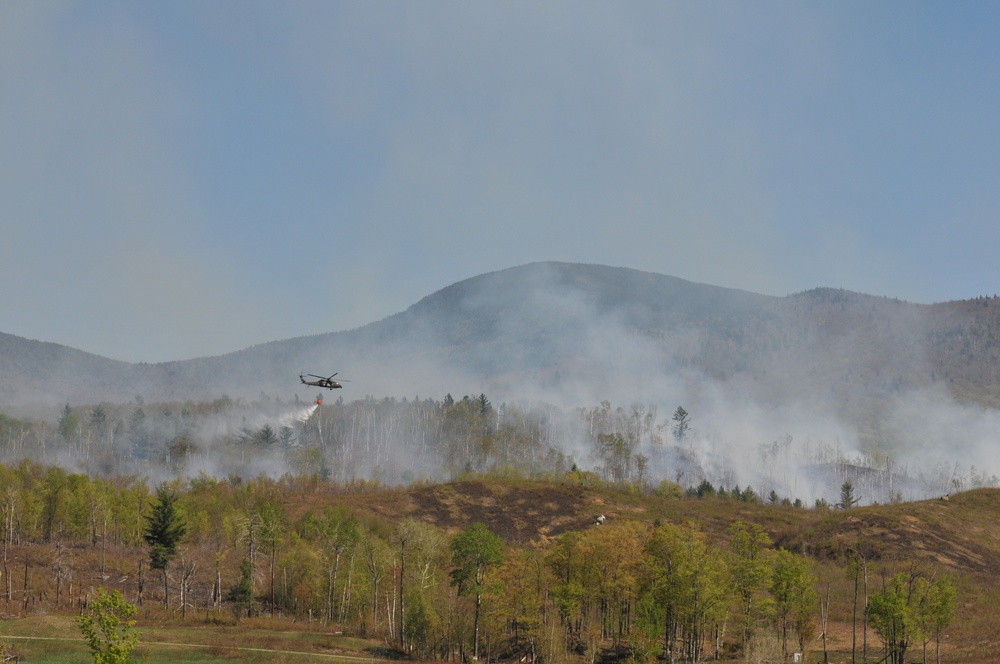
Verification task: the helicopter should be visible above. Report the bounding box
[299,372,348,390]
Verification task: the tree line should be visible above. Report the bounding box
[1,393,992,507]
[0,460,956,663]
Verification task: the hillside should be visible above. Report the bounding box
[3,262,1000,458]
[309,478,1000,579]
[3,473,998,663]
[313,478,1000,660]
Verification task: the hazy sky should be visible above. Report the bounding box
[4,2,1000,362]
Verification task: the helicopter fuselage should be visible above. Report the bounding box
[300,374,344,389]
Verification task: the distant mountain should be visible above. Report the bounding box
[3,262,1000,449]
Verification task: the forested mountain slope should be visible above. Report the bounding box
[3,262,1000,451]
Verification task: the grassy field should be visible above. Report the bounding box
[0,613,386,663]
[4,608,994,664]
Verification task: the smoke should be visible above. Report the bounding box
[271,265,1000,506]
[360,264,1000,505]
[3,264,999,505]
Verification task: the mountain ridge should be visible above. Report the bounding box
[3,262,999,443]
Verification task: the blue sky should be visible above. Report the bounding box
[3,2,1000,362]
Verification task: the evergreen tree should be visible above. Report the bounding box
[128,407,149,460]
[58,404,79,440]
[671,406,691,442]
[840,481,859,509]
[89,404,108,429]
[226,558,256,624]
[143,484,187,608]
[254,425,278,447]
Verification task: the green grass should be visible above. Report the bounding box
[0,614,383,663]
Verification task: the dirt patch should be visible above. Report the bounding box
[405,480,598,543]
[776,500,1000,578]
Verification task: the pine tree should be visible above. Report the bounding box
[671,406,691,442]
[840,481,859,509]
[226,558,256,624]
[143,484,187,608]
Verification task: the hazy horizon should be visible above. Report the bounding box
[5,4,1000,362]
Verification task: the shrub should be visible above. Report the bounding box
[76,587,140,664]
